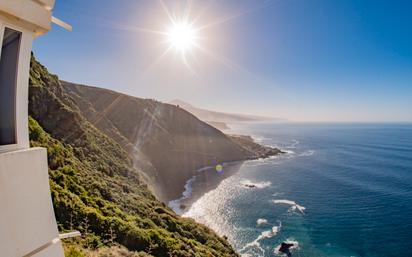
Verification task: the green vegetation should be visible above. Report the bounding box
[28,55,238,257]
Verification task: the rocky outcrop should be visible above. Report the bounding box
[229,135,284,158]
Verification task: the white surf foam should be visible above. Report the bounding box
[240,222,282,255]
[282,149,295,154]
[273,199,306,214]
[241,179,272,189]
[256,218,268,225]
[299,150,315,157]
[246,154,283,167]
[286,139,300,149]
[168,176,197,214]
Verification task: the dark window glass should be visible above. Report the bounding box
[0,28,21,145]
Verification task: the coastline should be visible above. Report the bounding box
[168,161,245,214]
[168,135,284,214]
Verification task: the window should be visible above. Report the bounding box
[0,28,21,145]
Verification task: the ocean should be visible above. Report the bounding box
[169,123,412,257]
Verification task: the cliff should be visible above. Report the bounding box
[60,81,281,201]
[29,55,239,256]
[28,54,281,256]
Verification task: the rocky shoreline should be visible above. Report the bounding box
[229,134,284,159]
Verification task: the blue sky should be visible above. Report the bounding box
[33,0,412,122]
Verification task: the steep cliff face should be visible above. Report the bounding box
[60,81,280,201]
[28,55,239,257]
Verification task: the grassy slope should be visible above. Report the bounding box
[28,55,238,257]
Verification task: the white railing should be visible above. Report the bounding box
[22,231,81,257]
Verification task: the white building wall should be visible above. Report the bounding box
[0,148,64,257]
[0,1,66,256]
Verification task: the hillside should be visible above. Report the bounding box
[28,55,239,256]
[60,82,281,201]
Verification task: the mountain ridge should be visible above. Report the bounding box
[169,99,286,124]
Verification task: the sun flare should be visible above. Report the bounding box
[131,0,254,70]
[166,21,198,54]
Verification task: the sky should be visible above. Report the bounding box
[33,0,412,122]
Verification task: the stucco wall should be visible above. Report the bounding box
[0,148,64,257]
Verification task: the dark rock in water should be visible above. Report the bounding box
[279,242,295,256]
[180,204,187,210]
[244,184,256,188]
[229,134,284,159]
[279,242,294,251]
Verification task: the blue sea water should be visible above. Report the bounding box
[173,123,412,257]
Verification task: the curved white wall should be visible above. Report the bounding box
[0,2,65,256]
[0,148,64,257]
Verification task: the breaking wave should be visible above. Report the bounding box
[168,176,197,214]
[299,150,315,157]
[241,180,272,189]
[286,139,300,149]
[256,218,268,225]
[282,149,295,154]
[273,199,306,214]
[240,222,282,255]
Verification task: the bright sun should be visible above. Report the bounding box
[132,1,255,69]
[166,21,198,54]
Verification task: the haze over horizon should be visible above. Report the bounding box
[33,0,412,122]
